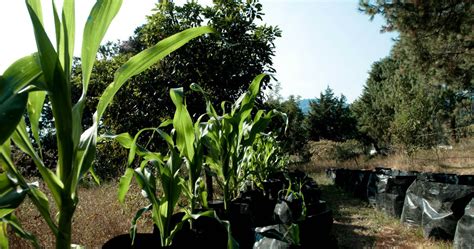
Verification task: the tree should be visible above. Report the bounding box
[353,52,450,154]
[76,0,281,136]
[265,95,308,158]
[359,0,473,142]
[352,57,397,151]
[305,87,357,142]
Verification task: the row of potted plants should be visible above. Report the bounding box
[104,72,288,248]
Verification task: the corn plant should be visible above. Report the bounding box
[113,87,211,247]
[193,74,287,211]
[0,0,212,248]
[240,133,289,190]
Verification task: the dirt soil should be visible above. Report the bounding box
[312,173,453,249]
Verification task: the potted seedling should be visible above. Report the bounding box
[111,87,234,248]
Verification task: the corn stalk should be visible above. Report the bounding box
[0,0,212,248]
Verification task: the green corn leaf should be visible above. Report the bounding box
[244,111,276,146]
[27,184,58,236]
[0,222,9,249]
[11,119,64,208]
[27,90,46,154]
[170,87,195,159]
[102,133,134,148]
[237,73,266,127]
[81,0,122,95]
[133,168,159,207]
[118,168,134,204]
[96,26,214,120]
[60,0,75,77]
[0,141,22,182]
[27,0,43,23]
[2,213,40,249]
[0,54,42,145]
[159,119,173,128]
[0,173,28,210]
[156,129,174,148]
[27,0,74,182]
[70,126,97,194]
[52,0,61,53]
[129,204,152,245]
[0,146,57,235]
[72,0,123,147]
[0,209,14,220]
[89,167,101,186]
[128,128,156,166]
[143,153,164,166]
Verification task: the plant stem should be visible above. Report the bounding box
[56,202,75,249]
[223,182,230,212]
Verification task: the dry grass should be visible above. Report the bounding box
[9,180,152,249]
[311,173,454,249]
[301,137,474,175]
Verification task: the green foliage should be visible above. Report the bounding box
[357,0,473,153]
[305,87,357,142]
[78,0,281,136]
[360,0,472,91]
[241,133,289,189]
[265,96,308,159]
[114,79,282,247]
[0,0,212,247]
[351,57,397,151]
[115,126,185,247]
[331,140,365,165]
[308,139,365,165]
[198,74,287,211]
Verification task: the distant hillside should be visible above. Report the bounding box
[298,99,315,114]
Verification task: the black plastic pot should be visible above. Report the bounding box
[401,180,474,240]
[418,172,459,185]
[454,197,474,249]
[298,209,336,249]
[301,180,321,205]
[352,170,371,201]
[172,215,228,249]
[375,175,417,218]
[208,200,225,219]
[105,211,228,249]
[102,233,162,249]
[263,178,285,201]
[457,175,474,186]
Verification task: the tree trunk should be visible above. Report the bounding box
[450,116,458,143]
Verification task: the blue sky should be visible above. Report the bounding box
[0,0,396,103]
[262,1,397,102]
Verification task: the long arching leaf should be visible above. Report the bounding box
[0,54,42,145]
[96,26,214,120]
[27,0,74,182]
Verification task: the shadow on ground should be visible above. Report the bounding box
[319,182,377,248]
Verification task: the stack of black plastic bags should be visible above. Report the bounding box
[251,170,338,249]
[326,168,474,248]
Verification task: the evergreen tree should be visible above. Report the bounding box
[305,87,356,142]
[266,95,308,157]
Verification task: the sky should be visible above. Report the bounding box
[0,0,397,103]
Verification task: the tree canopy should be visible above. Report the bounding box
[305,87,356,142]
[355,0,473,152]
[74,0,281,136]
